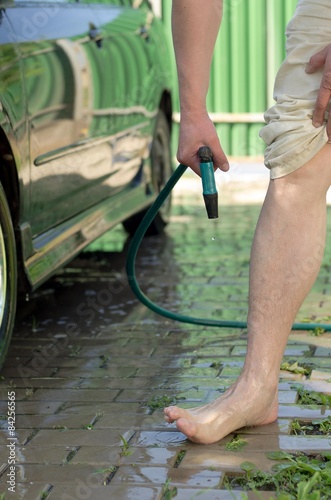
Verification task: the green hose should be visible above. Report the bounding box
[126,163,331,332]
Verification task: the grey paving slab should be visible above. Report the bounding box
[111,464,223,488]
[71,445,179,467]
[48,484,162,500]
[1,169,331,499]
[181,448,277,473]
[29,429,135,447]
[172,490,274,500]
[9,445,73,465]
[0,482,52,500]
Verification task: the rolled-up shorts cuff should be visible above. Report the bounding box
[259,0,331,179]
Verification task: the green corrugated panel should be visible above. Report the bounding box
[248,0,267,112]
[211,9,231,153]
[213,10,230,112]
[249,124,266,156]
[266,0,298,107]
[285,0,299,22]
[246,0,267,156]
[229,0,247,155]
[266,0,285,108]
[231,2,249,113]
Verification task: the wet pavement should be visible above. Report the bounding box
[1,162,331,499]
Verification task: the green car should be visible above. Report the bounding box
[0,0,174,368]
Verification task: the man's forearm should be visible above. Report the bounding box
[172,0,223,115]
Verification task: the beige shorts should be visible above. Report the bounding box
[260,0,331,179]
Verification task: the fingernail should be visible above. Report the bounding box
[313,122,322,128]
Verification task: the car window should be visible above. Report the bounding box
[12,0,151,4]
[13,1,68,2]
[12,0,68,2]
[75,1,152,7]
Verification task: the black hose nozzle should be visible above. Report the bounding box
[203,193,219,220]
[198,146,218,219]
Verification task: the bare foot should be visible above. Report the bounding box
[164,379,278,444]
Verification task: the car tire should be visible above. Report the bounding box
[0,182,17,370]
[123,109,173,236]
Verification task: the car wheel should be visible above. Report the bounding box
[123,109,173,236]
[0,183,17,370]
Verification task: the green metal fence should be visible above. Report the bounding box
[161,0,298,157]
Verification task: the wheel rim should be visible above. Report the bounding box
[0,224,7,328]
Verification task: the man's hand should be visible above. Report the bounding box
[177,111,229,175]
[306,44,331,139]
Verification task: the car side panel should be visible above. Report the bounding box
[0,0,173,290]
[0,8,29,218]
[6,2,157,237]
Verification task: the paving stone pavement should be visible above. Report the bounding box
[1,163,331,499]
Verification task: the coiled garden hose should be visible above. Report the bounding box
[126,147,331,332]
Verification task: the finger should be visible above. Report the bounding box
[176,149,202,175]
[306,47,327,74]
[196,146,229,172]
[326,113,331,141]
[213,151,230,172]
[177,143,229,175]
[207,141,229,172]
[214,154,230,172]
[312,74,331,127]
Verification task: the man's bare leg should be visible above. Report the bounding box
[164,143,331,445]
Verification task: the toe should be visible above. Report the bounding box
[176,417,198,440]
[164,405,175,415]
[164,406,175,422]
[164,406,183,422]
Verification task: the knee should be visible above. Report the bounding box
[273,144,331,199]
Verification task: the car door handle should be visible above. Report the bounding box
[88,22,102,48]
[138,25,150,42]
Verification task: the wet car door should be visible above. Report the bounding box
[7,1,156,237]
[0,6,28,215]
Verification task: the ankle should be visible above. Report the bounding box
[237,371,279,395]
